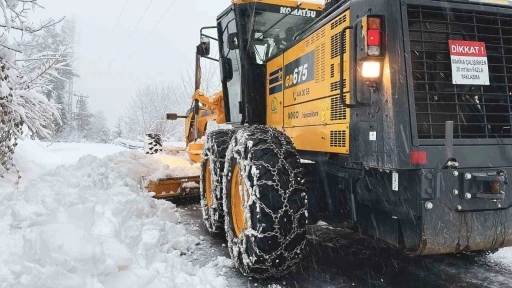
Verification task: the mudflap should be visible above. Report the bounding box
[415,167,512,255]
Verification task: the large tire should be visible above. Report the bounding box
[200,128,236,235]
[223,125,308,278]
[144,133,162,154]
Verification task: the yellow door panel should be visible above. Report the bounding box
[266,55,284,129]
[285,124,349,154]
[283,95,350,127]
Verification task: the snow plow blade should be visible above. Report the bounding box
[143,176,200,199]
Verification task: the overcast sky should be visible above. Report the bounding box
[32,0,231,128]
[33,0,324,128]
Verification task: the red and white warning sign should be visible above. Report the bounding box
[448,40,490,85]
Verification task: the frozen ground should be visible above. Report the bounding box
[1,140,512,288]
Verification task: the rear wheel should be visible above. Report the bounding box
[223,125,308,278]
[200,128,235,235]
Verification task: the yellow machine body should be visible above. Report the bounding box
[266,10,351,154]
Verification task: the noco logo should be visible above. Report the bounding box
[284,51,315,90]
[271,97,278,113]
[287,111,299,120]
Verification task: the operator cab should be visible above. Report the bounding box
[198,0,323,125]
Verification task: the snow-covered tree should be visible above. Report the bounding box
[22,17,78,137]
[121,82,190,142]
[179,56,221,97]
[0,0,66,179]
[85,111,111,143]
[113,119,123,139]
[119,36,221,143]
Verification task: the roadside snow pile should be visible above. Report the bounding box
[0,140,126,196]
[0,151,226,287]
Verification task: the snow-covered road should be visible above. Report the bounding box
[2,141,512,288]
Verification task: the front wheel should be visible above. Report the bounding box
[223,125,308,278]
[200,128,236,235]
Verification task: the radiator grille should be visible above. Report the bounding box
[315,43,326,83]
[330,80,346,92]
[330,130,347,147]
[306,28,325,48]
[331,14,347,30]
[330,29,347,59]
[330,96,347,121]
[407,5,512,139]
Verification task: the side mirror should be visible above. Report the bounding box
[220,56,233,82]
[227,32,239,50]
[166,113,178,120]
[197,37,210,56]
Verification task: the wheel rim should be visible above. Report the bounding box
[231,164,248,238]
[205,159,213,208]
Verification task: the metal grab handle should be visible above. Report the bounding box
[339,25,371,108]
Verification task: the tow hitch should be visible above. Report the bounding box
[453,169,508,211]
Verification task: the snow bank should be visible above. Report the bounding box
[0,147,226,287]
[0,140,126,196]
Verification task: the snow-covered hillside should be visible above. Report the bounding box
[0,140,228,288]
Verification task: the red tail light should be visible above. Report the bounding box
[367,30,381,46]
[365,16,382,56]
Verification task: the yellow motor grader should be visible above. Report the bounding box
[166,0,512,280]
[144,32,227,198]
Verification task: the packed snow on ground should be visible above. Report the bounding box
[0,140,228,288]
[489,248,512,268]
